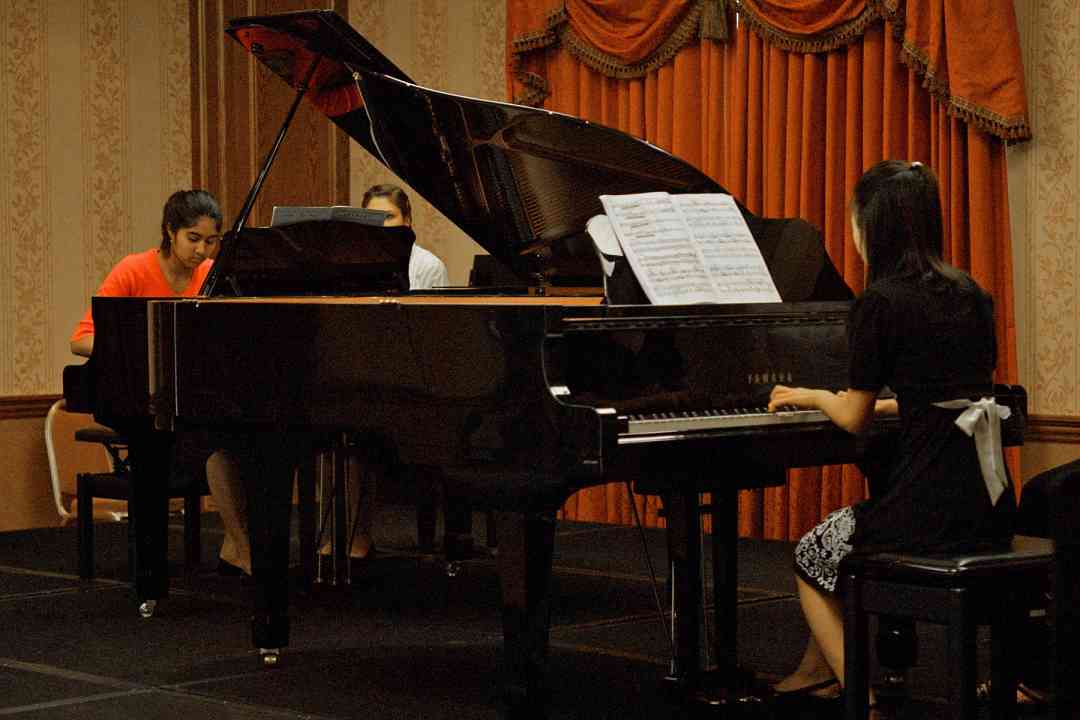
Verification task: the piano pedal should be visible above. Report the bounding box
[662,666,767,710]
[259,647,281,667]
[137,599,156,618]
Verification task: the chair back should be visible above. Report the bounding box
[1021,457,1080,718]
[43,400,124,522]
[1046,459,1080,718]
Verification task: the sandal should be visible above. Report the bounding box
[771,677,840,698]
[976,680,1050,712]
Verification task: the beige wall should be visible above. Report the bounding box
[0,0,192,399]
[1,0,192,531]
[1010,1,1080,477]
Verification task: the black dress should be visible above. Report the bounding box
[794,271,1016,594]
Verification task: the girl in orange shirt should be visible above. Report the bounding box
[70,189,222,357]
[70,191,251,576]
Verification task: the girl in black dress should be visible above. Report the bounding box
[766,159,1015,700]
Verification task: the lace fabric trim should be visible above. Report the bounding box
[794,506,856,593]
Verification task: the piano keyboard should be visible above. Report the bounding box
[623,407,828,435]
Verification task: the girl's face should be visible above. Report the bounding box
[850,212,866,263]
[168,215,221,267]
[364,196,409,227]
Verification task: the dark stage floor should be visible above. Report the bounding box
[0,505,1048,719]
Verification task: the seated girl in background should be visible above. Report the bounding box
[361,183,448,291]
[70,190,252,576]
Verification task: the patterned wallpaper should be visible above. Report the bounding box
[1014,0,1080,418]
[82,0,130,311]
[0,0,192,397]
[2,2,49,395]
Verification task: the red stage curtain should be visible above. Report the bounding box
[508,0,1029,540]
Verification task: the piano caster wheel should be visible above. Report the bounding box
[445,561,461,578]
[259,648,281,667]
[138,600,156,618]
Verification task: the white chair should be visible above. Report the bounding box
[45,398,207,579]
[43,399,126,525]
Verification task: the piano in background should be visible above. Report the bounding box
[63,9,1028,711]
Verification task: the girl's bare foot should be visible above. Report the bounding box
[218,538,251,575]
[318,533,373,560]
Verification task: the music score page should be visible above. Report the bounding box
[598,192,780,305]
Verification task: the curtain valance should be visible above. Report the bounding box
[510,0,1031,141]
[511,0,726,104]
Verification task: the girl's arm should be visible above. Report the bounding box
[70,334,94,357]
[768,385,877,434]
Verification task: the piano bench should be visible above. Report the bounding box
[839,537,1053,720]
[74,428,207,581]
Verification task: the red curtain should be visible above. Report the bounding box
[508,0,1028,540]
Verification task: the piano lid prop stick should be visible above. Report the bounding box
[202,54,323,297]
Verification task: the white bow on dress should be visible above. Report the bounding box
[932,397,1012,505]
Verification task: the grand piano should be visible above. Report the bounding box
[64,9,1028,711]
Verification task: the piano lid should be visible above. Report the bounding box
[226,10,722,287]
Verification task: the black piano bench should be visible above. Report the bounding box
[74,427,206,580]
[839,537,1053,720]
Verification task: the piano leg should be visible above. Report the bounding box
[233,430,311,660]
[705,480,767,701]
[126,428,174,615]
[296,454,317,594]
[663,469,783,705]
[496,510,556,711]
[709,487,738,676]
[663,491,703,689]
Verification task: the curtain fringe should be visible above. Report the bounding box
[560,2,706,79]
[510,0,727,105]
[511,0,1033,138]
[872,3,1033,143]
[873,0,1032,142]
[729,0,880,54]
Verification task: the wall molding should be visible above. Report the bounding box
[0,395,60,421]
[1027,414,1080,444]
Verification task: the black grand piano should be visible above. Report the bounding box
[64,9,1027,711]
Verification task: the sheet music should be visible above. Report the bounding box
[597,192,780,305]
[599,193,717,305]
[270,205,389,227]
[672,194,781,303]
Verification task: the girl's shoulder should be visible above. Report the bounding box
[866,269,988,299]
[113,248,159,271]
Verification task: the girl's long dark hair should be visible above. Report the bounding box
[852,160,967,287]
[160,190,222,256]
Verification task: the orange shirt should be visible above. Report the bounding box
[71,248,213,342]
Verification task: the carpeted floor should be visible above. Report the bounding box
[0,505,1049,719]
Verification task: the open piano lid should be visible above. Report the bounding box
[225,10,724,289]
